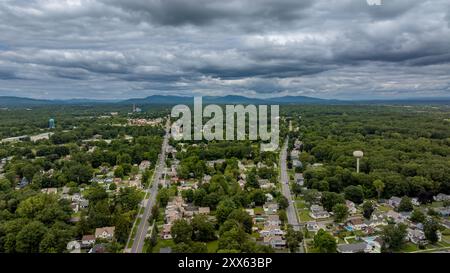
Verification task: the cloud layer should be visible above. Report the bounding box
[0,0,449,99]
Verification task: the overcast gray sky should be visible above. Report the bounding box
[0,0,449,100]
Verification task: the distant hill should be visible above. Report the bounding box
[0,96,55,107]
[355,98,450,105]
[121,94,334,105]
[1,94,450,107]
[121,95,193,105]
[0,96,116,107]
[266,95,341,104]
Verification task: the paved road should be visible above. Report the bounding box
[130,119,171,253]
[280,137,300,231]
[280,137,304,253]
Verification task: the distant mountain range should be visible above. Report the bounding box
[1,94,449,107]
[0,96,118,107]
[122,95,341,105]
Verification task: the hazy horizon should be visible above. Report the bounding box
[1,0,450,100]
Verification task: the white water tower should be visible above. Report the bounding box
[353,150,364,173]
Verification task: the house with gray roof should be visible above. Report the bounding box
[337,242,370,253]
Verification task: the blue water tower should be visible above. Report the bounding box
[49,118,55,129]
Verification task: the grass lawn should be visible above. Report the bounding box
[71,211,81,218]
[427,242,449,248]
[152,239,176,253]
[254,207,264,215]
[206,240,219,253]
[296,200,307,209]
[305,241,320,253]
[427,201,443,208]
[346,237,359,244]
[443,234,450,243]
[399,243,420,253]
[298,210,313,222]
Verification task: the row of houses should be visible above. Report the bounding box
[290,139,303,169]
[161,195,211,240]
[66,226,115,253]
[255,202,287,249]
[386,194,450,209]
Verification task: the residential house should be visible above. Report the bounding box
[347,218,366,230]
[337,242,370,253]
[207,159,225,168]
[441,220,450,229]
[265,215,281,226]
[79,199,89,209]
[238,179,246,189]
[70,203,79,213]
[198,207,210,215]
[95,226,115,241]
[407,228,427,245]
[256,162,268,169]
[388,196,402,208]
[364,237,383,253]
[386,210,406,224]
[165,209,181,224]
[245,209,255,217]
[263,203,279,214]
[294,173,304,186]
[265,193,274,202]
[263,235,286,249]
[370,213,388,227]
[294,139,303,150]
[260,225,284,237]
[81,235,96,248]
[89,244,107,253]
[62,186,70,195]
[72,193,83,202]
[128,175,142,189]
[365,218,387,229]
[69,217,80,223]
[17,177,29,189]
[306,221,320,233]
[139,160,151,171]
[258,179,275,190]
[400,211,412,219]
[345,200,357,214]
[309,205,330,219]
[162,224,172,239]
[292,160,302,168]
[437,207,450,217]
[41,188,58,194]
[203,175,212,184]
[434,193,450,202]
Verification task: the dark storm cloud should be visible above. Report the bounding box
[0,0,449,99]
[101,0,314,27]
